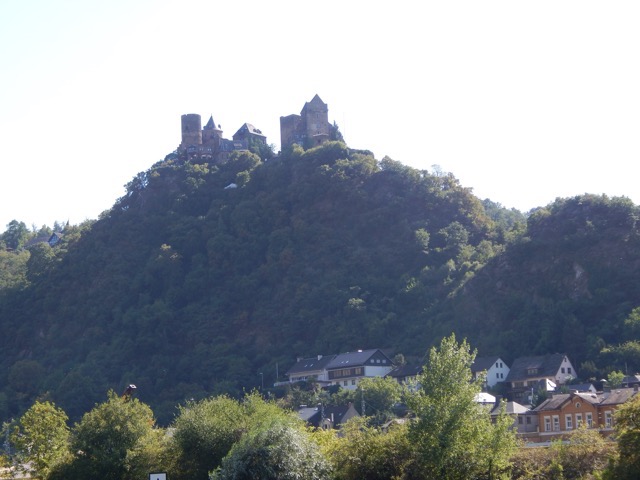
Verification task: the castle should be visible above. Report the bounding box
[177,95,333,163]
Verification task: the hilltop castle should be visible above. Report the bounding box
[177,95,333,163]
[177,114,266,163]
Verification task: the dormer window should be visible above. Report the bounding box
[527,368,538,375]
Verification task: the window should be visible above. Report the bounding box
[496,362,499,368]
[576,413,582,428]
[553,415,560,431]
[496,373,500,379]
[527,368,538,375]
[566,414,573,430]
[343,380,348,386]
[605,411,613,428]
[561,367,566,374]
[575,402,581,408]
[568,367,572,374]
[544,417,551,432]
[518,416,523,424]
[500,373,504,379]
[526,416,532,425]
[586,412,593,427]
[351,379,356,386]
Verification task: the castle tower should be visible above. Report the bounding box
[280,94,330,150]
[202,115,223,144]
[301,94,329,147]
[180,114,203,149]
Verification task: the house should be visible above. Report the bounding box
[471,356,510,388]
[568,383,597,394]
[24,232,64,249]
[297,403,360,430]
[598,387,639,431]
[284,354,335,386]
[490,400,538,434]
[535,391,601,437]
[505,354,577,402]
[621,374,640,388]
[325,349,394,390]
[386,364,423,386]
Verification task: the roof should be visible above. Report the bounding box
[204,115,222,131]
[534,392,601,412]
[386,364,422,378]
[297,404,357,428]
[568,383,596,392]
[286,355,335,376]
[471,356,502,373]
[505,354,570,382]
[491,401,530,416]
[325,349,392,370]
[601,388,638,406]
[233,123,266,138]
[475,392,496,404]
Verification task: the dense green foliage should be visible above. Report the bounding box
[405,334,517,479]
[10,401,70,479]
[1,139,639,427]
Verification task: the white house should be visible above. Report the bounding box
[471,356,510,388]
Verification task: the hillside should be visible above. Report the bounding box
[1,141,639,424]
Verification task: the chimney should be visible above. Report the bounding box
[317,355,323,360]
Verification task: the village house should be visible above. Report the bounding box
[283,348,394,390]
[505,354,577,403]
[284,354,335,387]
[325,349,394,390]
[526,386,639,442]
[471,356,510,388]
[297,403,360,430]
[490,400,539,434]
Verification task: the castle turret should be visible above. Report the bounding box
[180,114,203,148]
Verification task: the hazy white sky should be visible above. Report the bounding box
[1,0,639,231]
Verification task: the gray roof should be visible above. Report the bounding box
[491,401,530,416]
[471,356,502,373]
[387,364,423,378]
[505,354,570,382]
[325,349,392,370]
[286,355,335,376]
[601,388,638,406]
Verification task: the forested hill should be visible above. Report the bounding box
[1,141,639,424]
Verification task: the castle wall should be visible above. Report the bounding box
[280,114,302,149]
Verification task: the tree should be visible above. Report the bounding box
[404,334,517,479]
[211,421,332,480]
[325,416,411,480]
[356,376,402,426]
[2,220,29,250]
[171,392,300,480]
[171,395,246,480]
[63,391,168,480]
[10,400,70,479]
[603,394,640,479]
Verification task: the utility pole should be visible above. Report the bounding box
[361,387,365,416]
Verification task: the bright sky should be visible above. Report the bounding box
[1,1,639,231]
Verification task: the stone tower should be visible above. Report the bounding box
[180,114,203,148]
[280,94,330,150]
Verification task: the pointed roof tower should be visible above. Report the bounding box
[204,115,222,132]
